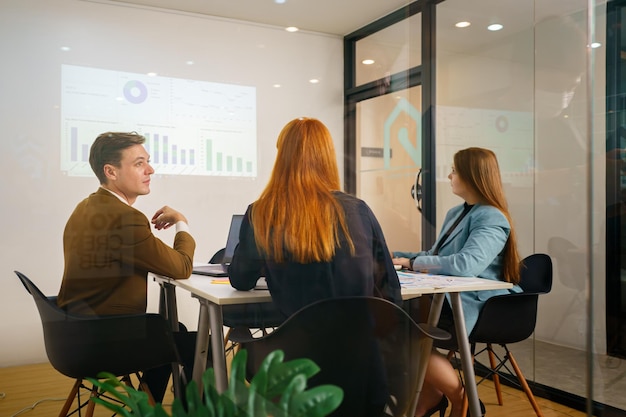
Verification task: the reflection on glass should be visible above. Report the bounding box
[355,13,421,86]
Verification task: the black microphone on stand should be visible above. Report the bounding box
[410,168,422,212]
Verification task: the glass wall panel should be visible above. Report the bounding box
[589,0,611,413]
[533,2,592,406]
[349,0,612,414]
[436,0,538,406]
[355,13,421,86]
[437,0,611,413]
[436,0,535,252]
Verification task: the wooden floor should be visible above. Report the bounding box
[0,362,588,417]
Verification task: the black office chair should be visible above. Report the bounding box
[15,270,182,417]
[445,253,553,417]
[242,296,451,417]
[208,248,285,355]
[208,248,226,264]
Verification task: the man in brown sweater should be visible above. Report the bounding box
[57,131,197,402]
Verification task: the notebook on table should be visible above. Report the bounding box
[192,214,244,277]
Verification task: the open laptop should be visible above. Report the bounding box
[192,214,243,277]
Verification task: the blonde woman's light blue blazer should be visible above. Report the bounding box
[394,203,522,334]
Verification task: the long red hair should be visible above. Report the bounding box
[251,118,354,263]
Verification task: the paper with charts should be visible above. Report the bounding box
[397,271,486,289]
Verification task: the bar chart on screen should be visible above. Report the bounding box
[60,64,257,178]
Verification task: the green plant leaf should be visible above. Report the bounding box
[228,348,248,387]
[254,348,284,381]
[85,349,342,417]
[90,397,133,417]
[276,373,307,416]
[225,350,252,414]
[246,378,258,417]
[171,398,189,417]
[266,359,320,399]
[184,379,205,415]
[87,372,155,417]
[248,350,272,399]
[153,403,174,417]
[247,367,268,416]
[288,385,344,417]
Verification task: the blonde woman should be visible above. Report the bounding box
[394,147,522,417]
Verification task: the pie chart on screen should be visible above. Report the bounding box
[123,80,148,104]
[495,114,509,133]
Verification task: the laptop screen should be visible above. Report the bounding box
[222,214,244,264]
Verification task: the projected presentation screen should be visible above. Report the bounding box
[61,64,257,177]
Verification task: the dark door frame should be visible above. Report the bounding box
[343,0,443,248]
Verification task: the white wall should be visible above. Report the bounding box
[0,0,344,366]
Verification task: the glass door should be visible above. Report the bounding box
[356,87,423,252]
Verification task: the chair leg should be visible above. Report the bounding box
[121,374,133,387]
[85,384,98,417]
[136,372,157,405]
[224,328,232,347]
[58,379,81,417]
[224,328,239,359]
[506,350,544,417]
[486,344,503,405]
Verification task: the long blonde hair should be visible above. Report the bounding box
[454,147,521,284]
[251,118,354,263]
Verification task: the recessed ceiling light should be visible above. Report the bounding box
[487,23,503,31]
[285,26,299,32]
[273,84,281,88]
[60,46,71,51]
[362,59,375,65]
[275,0,286,3]
[455,21,471,28]
[147,72,157,77]
[186,60,194,65]
[309,79,319,84]
[590,42,602,48]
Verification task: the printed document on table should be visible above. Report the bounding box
[397,271,486,289]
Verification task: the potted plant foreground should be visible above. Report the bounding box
[88,348,343,417]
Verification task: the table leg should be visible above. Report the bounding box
[409,293,445,416]
[450,292,481,417]
[192,300,211,391]
[207,303,228,393]
[158,282,182,398]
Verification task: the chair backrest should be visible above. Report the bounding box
[15,270,179,379]
[469,292,539,344]
[243,296,442,417]
[209,248,225,264]
[519,253,553,294]
[469,253,553,344]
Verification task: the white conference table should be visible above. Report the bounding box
[153,271,512,417]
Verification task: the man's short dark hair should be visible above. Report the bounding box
[89,132,146,184]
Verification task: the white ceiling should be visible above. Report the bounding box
[108,0,589,43]
[108,0,413,36]
[107,0,591,88]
